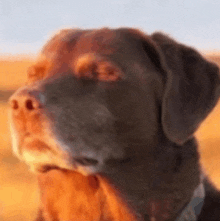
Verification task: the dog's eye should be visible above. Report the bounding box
[27,60,51,83]
[74,53,122,82]
[27,66,44,83]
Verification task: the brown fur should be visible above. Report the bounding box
[9,27,220,221]
[37,170,137,221]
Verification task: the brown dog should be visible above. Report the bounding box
[9,28,220,221]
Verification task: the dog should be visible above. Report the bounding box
[9,27,220,221]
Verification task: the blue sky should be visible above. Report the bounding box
[1,0,220,54]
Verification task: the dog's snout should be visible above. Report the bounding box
[10,89,45,112]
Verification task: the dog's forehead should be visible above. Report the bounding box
[42,28,143,60]
[32,28,150,83]
[75,28,119,53]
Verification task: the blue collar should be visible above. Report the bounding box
[175,182,205,221]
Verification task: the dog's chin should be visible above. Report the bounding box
[20,145,71,174]
[22,150,96,176]
[17,138,99,175]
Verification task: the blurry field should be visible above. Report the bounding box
[0,56,40,221]
[0,54,220,220]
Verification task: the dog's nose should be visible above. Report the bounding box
[9,88,45,113]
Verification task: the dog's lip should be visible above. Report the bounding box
[37,164,61,173]
[22,134,52,152]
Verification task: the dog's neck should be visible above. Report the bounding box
[147,181,205,221]
[38,170,205,221]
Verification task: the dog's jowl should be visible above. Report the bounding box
[9,27,220,221]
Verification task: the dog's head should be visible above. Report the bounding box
[9,28,220,220]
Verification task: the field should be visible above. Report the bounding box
[1,54,220,220]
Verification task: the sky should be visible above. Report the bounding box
[0,0,220,54]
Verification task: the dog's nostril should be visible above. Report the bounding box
[75,158,99,166]
[11,100,19,110]
[10,89,44,112]
[25,99,35,110]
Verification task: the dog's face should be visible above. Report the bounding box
[9,29,163,175]
[9,28,220,220]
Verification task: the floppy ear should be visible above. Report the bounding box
[150,33,220,145]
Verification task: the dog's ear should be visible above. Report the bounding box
[148,32,220,145]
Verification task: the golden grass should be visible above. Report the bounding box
[0,59,33,90]
[0,53,220,220]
